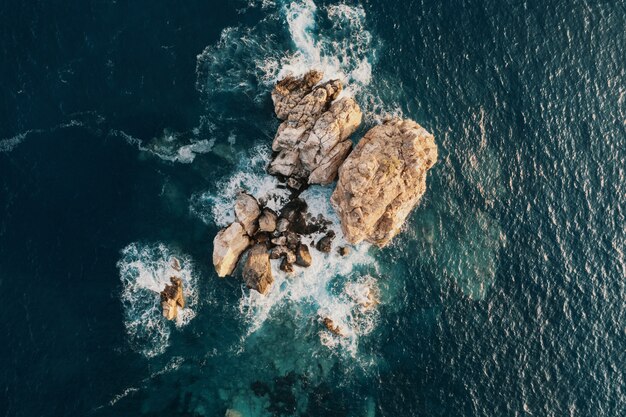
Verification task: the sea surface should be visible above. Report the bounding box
[1,0,625,416]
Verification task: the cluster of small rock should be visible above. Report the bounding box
[213,191,345,295]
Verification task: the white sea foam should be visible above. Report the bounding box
[195,0,397,123]
[112,129,215,164]
[190,145,291,227]
[117,243,198,357]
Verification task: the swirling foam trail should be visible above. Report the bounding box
[117,242,198,357]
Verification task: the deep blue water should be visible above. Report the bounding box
[1,0,625,416]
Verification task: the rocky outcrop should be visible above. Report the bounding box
[322,317,346,337]
[295,243,312,267]
[269,70,362,186]
[160,277,185,321]
[243,244,274,295]
[235,192,261,236]
[258,208,278,233]
[331,118,438,247]
[213,222,251,277]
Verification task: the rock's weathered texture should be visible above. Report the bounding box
[234,192,260,236]
[160,277,185,321]
[331,118,438,247]
[243,245,274,295]
[271,70,324,120]
[269,71,362,185]
[295,243,312,267]
[258,208,278,233]
[213,222,251,277]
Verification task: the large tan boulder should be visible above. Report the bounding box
[213,222,251,277]
[243,244,274,295]
[160,277,185,321]
[331,118,438,247]
[268,71,362,185]
[234,192,260,236]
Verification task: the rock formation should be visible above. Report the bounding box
[243,244,274,295]
[258,208,278,233]
[331,118,438,247]
[160,277,185,321]
[234,192,260,236]
[213,222,251,277]
[269,70,363,186]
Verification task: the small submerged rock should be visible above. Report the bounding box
[160,277,185,321]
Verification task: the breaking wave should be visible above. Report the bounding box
[196,0,397,125]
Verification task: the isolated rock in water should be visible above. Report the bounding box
[243,244,274,295]
[322,317,346,337]
[331,118,438,247]
[160,277,185,321]
[295,243,312,267]
[213,222,251,277]
[269,71,362,185]
[316,230,335,253]
[338,246,350,256]
[234,192,260,236]
[258,208,278,233]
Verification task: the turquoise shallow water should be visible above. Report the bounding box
[1,0,625,416]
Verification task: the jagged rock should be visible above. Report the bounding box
[213,222,251,277]
[234,192,260,236]
[286,177,305,191]
[331,118,438,247]
[280,257,294,273]
[316,230,335,253]
[276,218,290,234]
[268,71,362,185]
[322,317,346,337]
[160,277,185,321]
[243,244,274,295]
[338,246,350,256]
[258,208,278,233]
[295,243,312,267]
[271,70,324,120]
[271,236,287,246]
[254,231,271,244]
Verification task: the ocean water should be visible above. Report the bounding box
[1,0,625,416]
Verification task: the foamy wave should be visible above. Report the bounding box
[236,186,380,357]
[118,243,198,357]
[196,0,396,123]
[189,145,291,227]
[111,128,215,164]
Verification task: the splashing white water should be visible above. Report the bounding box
[190,145,291,226]
[196,0,396,122]
[118,243,198,357]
